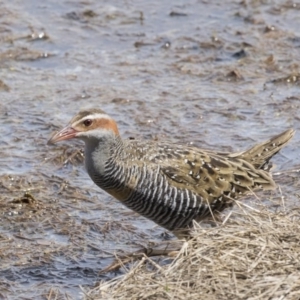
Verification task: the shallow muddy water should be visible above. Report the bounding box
[0,0,300,299]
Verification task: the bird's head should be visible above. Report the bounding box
[47,109,119,145]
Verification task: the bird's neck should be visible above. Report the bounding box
[84,133,122,185]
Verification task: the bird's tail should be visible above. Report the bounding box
[230,129,295,170]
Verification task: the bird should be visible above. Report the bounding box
[47,108,295,238]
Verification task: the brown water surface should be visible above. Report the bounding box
[0,0,300,299]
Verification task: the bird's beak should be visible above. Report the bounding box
[47,126,78,145]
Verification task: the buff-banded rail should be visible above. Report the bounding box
[48,109,295,238]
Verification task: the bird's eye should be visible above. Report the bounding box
[83,119,93,127]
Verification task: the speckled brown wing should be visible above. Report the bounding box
[159,148,275,208]
[158,129,295,207]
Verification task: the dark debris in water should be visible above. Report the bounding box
[169,11,188,17]
[232,49,247,59]
[225,70,244,81]
[65,9,112,22]
[0,79,10,91]
[0,48,54,62]
[270,73,300,85]
[213,69,244,83]
[134,41,155,48]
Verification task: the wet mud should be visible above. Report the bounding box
[0,0,300,299]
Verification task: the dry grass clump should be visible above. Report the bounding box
[85,207,300,300]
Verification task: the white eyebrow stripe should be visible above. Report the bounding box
[73,113,111,126]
